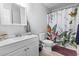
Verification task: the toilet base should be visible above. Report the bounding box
[43,47,52,52]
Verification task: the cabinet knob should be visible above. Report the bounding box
[27,48,29,50]
[24,49,27,51]
[24,48,29,51]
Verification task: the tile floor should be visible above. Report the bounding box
[39,47,63,56]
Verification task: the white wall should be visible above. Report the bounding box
[27,3,48,34]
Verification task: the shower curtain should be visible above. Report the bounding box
[47,7,79,35]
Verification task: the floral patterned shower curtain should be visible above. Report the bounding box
[47,7,79,35]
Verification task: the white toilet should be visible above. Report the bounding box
[39,33,54,51]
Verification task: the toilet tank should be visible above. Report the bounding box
[39,33,46,40]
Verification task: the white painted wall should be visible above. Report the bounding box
[26,3,48,34]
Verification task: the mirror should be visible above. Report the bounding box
[0,3,27,25]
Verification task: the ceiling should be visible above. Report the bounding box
[42,3,79,13]
[16,3,79,13]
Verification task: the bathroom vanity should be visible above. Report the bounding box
[0,35,39,56]
[0,3,39,56]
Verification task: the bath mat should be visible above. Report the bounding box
[52,45,77,56]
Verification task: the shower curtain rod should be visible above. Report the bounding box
[49,4,79,13]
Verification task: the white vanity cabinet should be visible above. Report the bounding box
[7,42,39,56]
[0,35,39,56]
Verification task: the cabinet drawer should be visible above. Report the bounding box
[0,37,38,56]
[6,46,27,56]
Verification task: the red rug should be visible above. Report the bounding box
[52,45,77,56]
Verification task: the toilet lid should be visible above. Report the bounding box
[42,40,53,44]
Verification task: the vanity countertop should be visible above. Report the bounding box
[0,34,38,47]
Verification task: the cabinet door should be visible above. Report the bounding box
[26,42,39,56]
[11,4,21,24]
[30,45,39,56]
[6,47,27,56]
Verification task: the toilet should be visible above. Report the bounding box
[39,33,54,51]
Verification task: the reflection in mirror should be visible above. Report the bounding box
[0,3,27,25]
